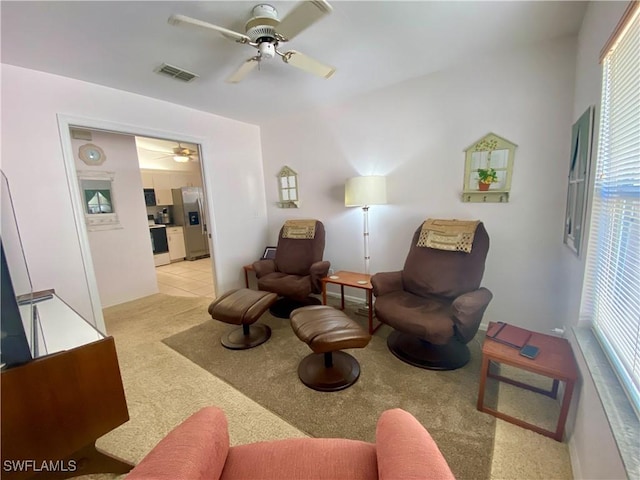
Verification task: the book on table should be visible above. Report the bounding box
[486,322,532,349]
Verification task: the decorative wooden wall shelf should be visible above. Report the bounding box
[462,133,517,203]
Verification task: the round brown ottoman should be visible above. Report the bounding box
[208,288,277,350]
[290,305,371,392]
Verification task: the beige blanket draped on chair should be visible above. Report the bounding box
[416,218,480,253]
[282,219,317,239]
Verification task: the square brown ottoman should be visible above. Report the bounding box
[208,288,277,350]
[290,305,371,391]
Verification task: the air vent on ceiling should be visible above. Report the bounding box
[70,128,92,141]
[155,63,199,82]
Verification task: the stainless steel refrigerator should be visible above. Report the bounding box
[171,187,210,260]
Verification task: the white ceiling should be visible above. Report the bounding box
[1,1,588,125]
[135,137,200,170]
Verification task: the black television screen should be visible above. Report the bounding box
[1,241,33,369]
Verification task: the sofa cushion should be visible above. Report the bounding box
[221,438,377,480]
[376,409,455,480]
[257,272,313,300]
[126,407,229,480]
[374,291,453,345]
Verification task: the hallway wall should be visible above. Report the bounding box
[1,64,268,328]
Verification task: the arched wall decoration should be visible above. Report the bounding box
[277,166,299,208]
[462,133,517,203]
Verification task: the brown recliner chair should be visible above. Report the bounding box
[253,220,330,318]
[371,220,492,370]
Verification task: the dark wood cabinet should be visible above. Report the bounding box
[1,336,133,479]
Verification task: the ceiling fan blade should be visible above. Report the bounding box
[226,58,260,83]
[275,0,332,41]
[168,14,250,44]
[282,50,335,79]
[138,146,173,155]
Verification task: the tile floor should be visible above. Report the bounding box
[155,257,216,299]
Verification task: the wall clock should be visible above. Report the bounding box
[79,143,106,166]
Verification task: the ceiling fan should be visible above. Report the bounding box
[170,145,198,163]
[139,142,199,163]
[168,1,336,83]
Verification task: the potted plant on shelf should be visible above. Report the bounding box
[477,167,498,191]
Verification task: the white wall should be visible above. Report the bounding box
[1,64,268,326]
[260,25,631,477]
[71,130,158,307]
[562,1,629,478]
[261,36,577,335]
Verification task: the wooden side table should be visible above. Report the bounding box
[321,271,381,334]
[477,322,578,441]
[242,264,254,288]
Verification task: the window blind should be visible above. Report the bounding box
[581,6,640,415]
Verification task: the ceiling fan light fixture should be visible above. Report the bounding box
[173,155,190,163]
[258,42,276,59]
[169,0,335,83]
[250,4,278,20]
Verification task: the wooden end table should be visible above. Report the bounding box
[321,271,381,334]
[476,322,578,441]
[242,264,254,288]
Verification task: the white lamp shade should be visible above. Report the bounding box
[345,176,387,207]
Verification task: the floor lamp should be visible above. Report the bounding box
[345,175,388,285]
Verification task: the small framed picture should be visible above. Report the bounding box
[262,246,277,260]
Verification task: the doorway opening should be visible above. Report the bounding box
[59,116,217,331]
[135,135,215,298]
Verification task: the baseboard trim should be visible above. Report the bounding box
[324,291,367,305]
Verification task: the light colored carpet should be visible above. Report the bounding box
[84,293,572,480]
[163,303,497,480]
[81,294,307,480]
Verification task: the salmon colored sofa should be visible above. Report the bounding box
[126,406,455,480]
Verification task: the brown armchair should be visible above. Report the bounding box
[371,220,492,370]
[253,220,330,318]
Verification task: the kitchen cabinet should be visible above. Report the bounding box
[170,172,198,188]
[190,174,202,188]
[141,171,154,189]
[154,189,173,206]
[140,170,203,206]
[152,174,174,206]
[172,172,202,188]
[167,226,186,261]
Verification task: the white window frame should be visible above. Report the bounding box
[577,3,640,477]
